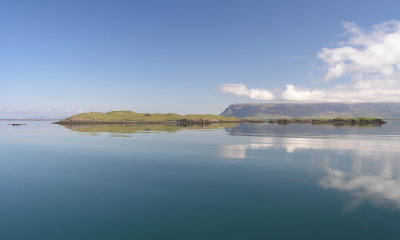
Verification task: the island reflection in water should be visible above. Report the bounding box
[220,122,400,211]
[61,122,241,136]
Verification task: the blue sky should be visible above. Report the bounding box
[2,0,400,117]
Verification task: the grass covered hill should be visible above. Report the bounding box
[58,111,241,123]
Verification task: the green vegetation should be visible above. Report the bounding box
[59,111,241,123]
[333,116,378,120]
[287,116,379,121]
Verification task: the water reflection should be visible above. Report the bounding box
[219,135,400,158]
[59,121,400,210]
[60,123,240,135]
[319,166,400,211]
[221,122,400,211]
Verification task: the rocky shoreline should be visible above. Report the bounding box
[267,118,386,125]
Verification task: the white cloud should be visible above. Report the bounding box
[282,79,400,102]
[219,83,275,100]
[220,21,400,102]
[320,21,400,81]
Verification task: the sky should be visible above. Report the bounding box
[2,0,400,117]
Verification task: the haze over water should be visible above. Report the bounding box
[1,121,400,239]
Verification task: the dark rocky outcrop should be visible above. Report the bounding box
[9,123,27,126]
[267,118,386,125]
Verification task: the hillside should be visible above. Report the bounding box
[58,111,241,123]
[220,103,400,119]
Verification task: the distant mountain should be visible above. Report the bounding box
[220,103,400,119]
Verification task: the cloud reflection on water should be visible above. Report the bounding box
[220,123,400,211]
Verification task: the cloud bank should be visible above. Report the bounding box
[219,83,275,100]
[220,21,400,102]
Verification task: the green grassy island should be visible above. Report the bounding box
[56,112,386,126]
[56,111,250,124]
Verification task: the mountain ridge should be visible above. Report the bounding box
[220,103,400,119]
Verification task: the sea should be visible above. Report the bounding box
[1,120,400,239]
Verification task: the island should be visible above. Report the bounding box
[55,111,262,125]
[55,111,387,126]
[267,117,386,125]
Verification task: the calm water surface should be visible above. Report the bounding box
[1,120,400,239]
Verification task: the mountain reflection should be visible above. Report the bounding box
[220,122,400,211]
